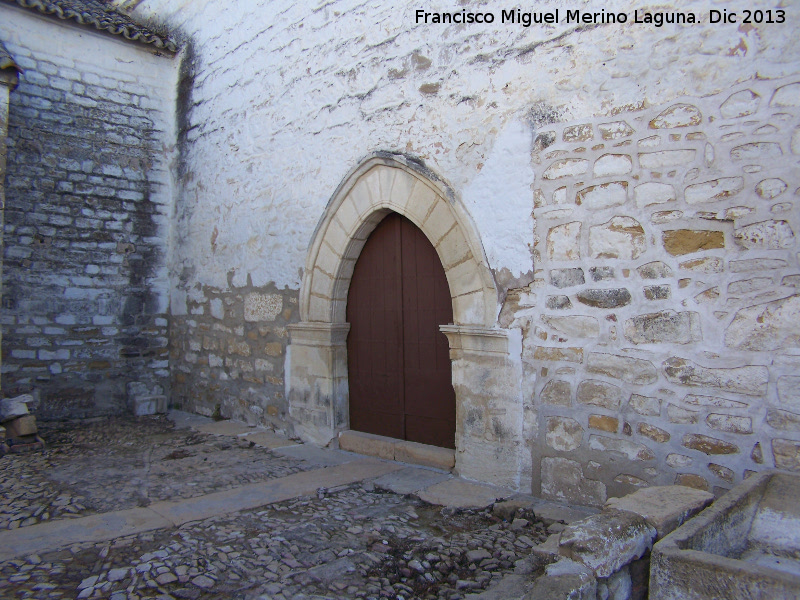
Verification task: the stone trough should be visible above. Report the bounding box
[651,471,800,600]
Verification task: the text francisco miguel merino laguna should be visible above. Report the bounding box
[415,8,786,27]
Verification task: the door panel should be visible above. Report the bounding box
[347,212,455,449]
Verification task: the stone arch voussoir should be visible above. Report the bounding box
[300,154,497,327]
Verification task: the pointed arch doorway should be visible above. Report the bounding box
[347,212,456,449]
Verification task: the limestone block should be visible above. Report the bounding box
[544,158,589,179]
[730,142,783,161]
[679,256,723,273]
[546,416,584,451]
[638,150,696,169]
[244,293,282,322]
[675,473,710,490]
[667,404,699,424]
[550,267,585,288]
[684,177,743,204]
[594,154,632,177]
[604,485,714,538]
[628,394,661,417]
[597,566,632,600]
[534,346,583,363]
[637,261,672,279]
[599,121,634,140]
[547,222,582,261]
[576,181,627,210]
[734,219,794,250]
[649,104,702,129]
[590,266,615,281]
[770,82,800,107]
[765,409,800,432]
[720,89,760,118]
[526,571,596,600]
[706,413,752,434]
[436,226,471,269]
[542,315,599,338]
[772,438,800,471]
[558,509,656,577]
[547,295,572,310]
[132,396,167,416]
[756,178,788,199]
[588,435,655,462]
[589,217,645,259]
[728,277,772,295]
[5,415,37,437]
[683,394,747,410]
[624,310,701,345]
[541,457,607,506]
[708,463,734,482]
[637,423,670,443]
[644,285,671,300]
[394,440,455,469]
[666,454,693,468]
[563,123,593,142]
[338,430,395,460]
[663,357,768,396]
[423,198,457,244]
[578,380,625,409]
[777,376,800,411]
[725,294,800,351]
[586,352,658,385]
[731,256,787,274]
[541,380,572,406]
[662,229,724,256]
[682,433,739,455]
[589,415,618,433]
[577,288,631,309]
[0,394,33,422]
[634,182,675,208]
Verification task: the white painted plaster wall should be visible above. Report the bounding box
[133,0,800,300]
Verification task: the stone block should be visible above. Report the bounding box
[628,394,661,416]
[624,311,702,345]
[576,288,631,309]
[526,571,597,600]
[0,394,33,422]
[542,315,599,338]
[684,177,743,204]
[667,404,699,424]
[604,485,714,538]
[541,380,572,406]
[662,357,768,396]
[637,261,672,279]
[589,217,645,260]
[547,222,581,261]
[588,435,655,462]
[637,423,670,443]
[777,376,800,411]
[638,149,696,169]
[586,352,658,385]
[417,478,507,509]
[707,413,752,434]
[725,294,800,351]
[546,416,584,451]
[244,293,282,322]
[765,409,800,432]
[577,380,624,410]
[543,158,589,179]
[577,181,628,209]
[593,154,632,177]
[546,295,572,310]
[132,396,167,416]
[734,219,794,250]
[338,430,395,460]
[550,267,585,288]
[730,142,783,161]
[394,440,455,470]
[5,415,37,438]
[650,103,702,128]
[720,89,760,117]
[599,121,634,140]
[772,438,800,471]
[662,229,724,256]
[589,414,618,433]
[674,473,710,491]
[682,434,739,456]
[755,178,787,199]
[634,182,675,208]
[563,123,593,142]
[558,509,656,577]
[534,346,584,363]
[541,457,607,506]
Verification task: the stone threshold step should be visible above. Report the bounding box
[338,430,455,471]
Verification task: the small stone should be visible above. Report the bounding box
[577,288,632,309]
[546,416,584,451]
[511,518,529,530]
[191,575,215,589]
[650,104,702,128]
[675,474,709,491]
[541,379,572,406]
[157,572,178,585]
[662,229,724,256]
[682,433,739,455]
[78,576,99,590]
[108,568,129,582]
[637,423,670,443]
[577,380,625,410]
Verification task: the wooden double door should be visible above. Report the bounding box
[346,212,456,449]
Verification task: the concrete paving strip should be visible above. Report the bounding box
[0,459,402,562]
[273,444,358,467]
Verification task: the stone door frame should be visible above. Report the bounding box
[287,153,528,489]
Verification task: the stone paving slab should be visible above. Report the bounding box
[373,465,452,495]
[242,430,296,449]
[0,458,403,561]
[274,443,358,467]
[0,507,172,562]
[192,420,255,436]
[418,478,514,509]
[150,458,403,525]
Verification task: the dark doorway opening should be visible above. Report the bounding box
[346,212,456,449]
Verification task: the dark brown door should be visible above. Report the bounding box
[347,212,455,448]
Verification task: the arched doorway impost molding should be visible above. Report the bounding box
[299,153,498,328]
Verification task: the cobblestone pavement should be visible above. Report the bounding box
[0,416,310,530]
[0,416,551,599]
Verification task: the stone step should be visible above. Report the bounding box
[338,429,455,470]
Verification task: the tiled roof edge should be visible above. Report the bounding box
[7,0,178,53]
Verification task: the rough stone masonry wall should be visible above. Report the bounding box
[0,7,177,419]
[519,77,800,505]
